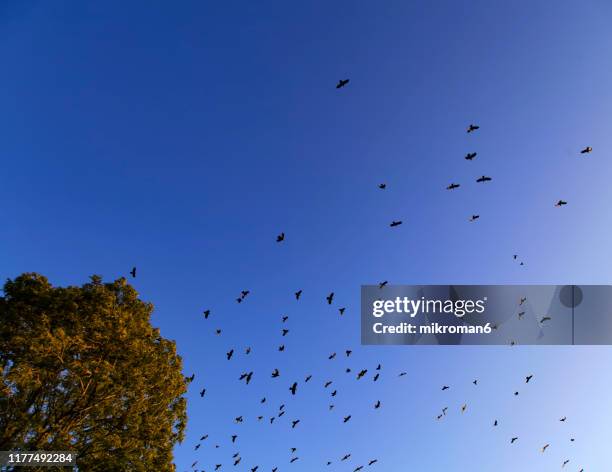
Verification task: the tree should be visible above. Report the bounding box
[0,273,188,471]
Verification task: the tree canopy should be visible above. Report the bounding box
[0,273,188,471]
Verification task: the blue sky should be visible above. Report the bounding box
[2,1,612,470]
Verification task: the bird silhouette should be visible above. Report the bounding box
[289,382,297,395]
[130,267,136,278]
[511,437,518,444]
[465,152,477,160]
[276,232,285,242]
[295,290,302,300]
[555,200,568,207]
[542,444,550,452]
[199,388,206,397]
[374,400,381,409]
[580,146,592,154]
[469,215,480,222]
[446,183,460,190]
[226,349,234,360]
[271,368,280,378]
[339,307,346,315]
[336,79,350,89]
[476,175,492,183]
[390,220,403,227]
[467,124,480,133]
[379,280,388,289]
[291,419,300,428]
[327,292,334,304]
[343,415,352,423]
[378,183,386,189]
[203,309,210,319]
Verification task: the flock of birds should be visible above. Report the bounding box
[127,78,594,471]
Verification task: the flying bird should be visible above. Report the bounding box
[130,267,136,278]
[379,280,388,289]
[465,152,477,160]
[390,220,403,227]
[295,290,302,300]
[542,444,550,452]
[336,79,350,89]
[327,292,334,304]
[446,183,460,190]
[271,369,280,378]
[467,124,480,133]
[469,215,480,222]
[378,183,386,189]
[555,200,568,207]
[343,415,352,423]
[276,232,285,242]
[203,309,210,319]
[339,307,346,315]
[511,437,518,444]
[476,175,492,183]
[289,382,297,395]
[580,146,592,154]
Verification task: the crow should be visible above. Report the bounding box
[327,292,334,304]
[580,146,592,154]
[295,290,302,300]
[469,215,480,222]
[130,267,136,278]
[276,232,285,242]
[343,415,352,423]
[203,309,210,319]
[442,385,450,391]
[555,200,568,207]
[541,444,550,452]
[289,382,297,395]
[465,152,477,160]
[336,79,350,89]
[476,175,492,183]
[378,183,386,189]
[339,307,346,315]
[467,124,480,133]
[379,280,388,289]
[199,388,206,397]
[446,183,460,190]
[271,368,280,378]
[226,349,234,360]
[357,369,367,380]
[374,400,381,409]
[291,419,300,428]
[390,220,402,227]
[511,437,518,444]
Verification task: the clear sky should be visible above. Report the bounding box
[2,1,612,470]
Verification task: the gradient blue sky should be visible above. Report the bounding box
[2,1,612,470]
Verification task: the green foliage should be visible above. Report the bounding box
[0,273,188,471]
